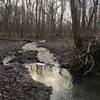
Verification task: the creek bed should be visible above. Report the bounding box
[3,41,100,100]
[23,42,100,100]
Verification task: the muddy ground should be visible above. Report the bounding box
[0,38,75,100]
[0,40,52,100]
[0,38,99,100]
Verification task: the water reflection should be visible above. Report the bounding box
[71,76,100,100]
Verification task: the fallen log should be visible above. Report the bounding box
[0,38,34,42]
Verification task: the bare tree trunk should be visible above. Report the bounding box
[93,0,99,31]
[35,0,38,38]
[38,0,42,38]
[82,0,86,30]
[70,0,83,49]
[87,0,99,29]
[21,0,25,38]
[59,0,63,36]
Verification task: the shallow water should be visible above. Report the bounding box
[4,42,100,100]
[26,63,100,100]
[25,63,72,100]
[23,42,73,100]
[23,42,100,100]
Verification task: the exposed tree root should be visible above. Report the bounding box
[83,54,94,76]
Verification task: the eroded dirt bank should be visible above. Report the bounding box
[38,38,100,78]
[0,38,100,100]
[0,40,52,100]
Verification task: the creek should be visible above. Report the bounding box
[3,42,100,100]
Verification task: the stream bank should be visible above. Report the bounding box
[38,39,100,78]
[0,39,100,100]
[0,40,52,100]
[0,64,52,100]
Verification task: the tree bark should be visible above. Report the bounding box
[70,0,83,49]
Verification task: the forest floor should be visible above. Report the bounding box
[0,40,52,100]
[0,36,99,100]
[0,38,74,100]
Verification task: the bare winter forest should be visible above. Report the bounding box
[0,0,100,100]
[0,0,99,39]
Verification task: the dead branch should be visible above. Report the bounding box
[85,41,91,64]
[83,54,94,76]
